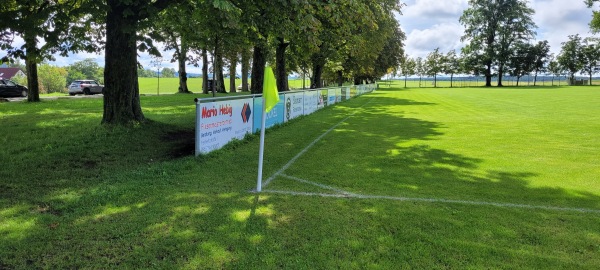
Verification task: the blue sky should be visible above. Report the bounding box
[5,0,599,74]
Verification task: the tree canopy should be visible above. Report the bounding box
[1,0,405,125]
[460,0,536,87]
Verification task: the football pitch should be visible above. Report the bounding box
[252,85,600,268]
[264,85,600,210]
[1,84,599,268]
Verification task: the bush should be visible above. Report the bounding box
[38,63,67,93]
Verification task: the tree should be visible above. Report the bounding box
[531,40,551,86]
[398,54,415,88]
[460,0,536,87]
[152,2,198,93]
[442,50,460,88]
[415,57,425,87]
[494,0,536,86]
[425,48,443,87]
[586,0,600,32]
[101,0,182,125]
[67,58,103,84]
[547,57,563,86]
[38,63,67,94]
[0,1,98,102]
[161,68,176,78]
[557,35,584,84]
[580,38,600,85]
[507,42,535,86]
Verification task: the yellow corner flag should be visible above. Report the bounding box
[263,66,279,112]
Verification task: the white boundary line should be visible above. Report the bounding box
[262,189,600,214]
[280,174,358,196]
[259,95,600,215]
[262,98,375,187]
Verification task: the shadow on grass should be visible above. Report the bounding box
[1,91,600,268]
[281,92,600,210]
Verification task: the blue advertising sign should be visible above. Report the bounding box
[253,94,285,133]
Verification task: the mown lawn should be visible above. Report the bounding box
[1,85,599,269]
[136,78,309,95]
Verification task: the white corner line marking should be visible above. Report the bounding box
[263,98,375,188]
[262,189,600,214]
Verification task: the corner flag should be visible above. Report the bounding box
[263,66,279,112]
[257,66,279,192]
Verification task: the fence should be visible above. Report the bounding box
[194,84,377,156]
[388,75,600,88]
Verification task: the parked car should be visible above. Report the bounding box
[68,80,104,95]
[0,79,28,98]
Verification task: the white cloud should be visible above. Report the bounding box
[403,0,468,19]
[531,0,595,55]
[405,23,465,58]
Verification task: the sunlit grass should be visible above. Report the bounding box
[1,85,600,268]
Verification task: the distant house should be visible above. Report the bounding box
[0,68,26,80]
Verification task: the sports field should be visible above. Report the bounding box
[1,84,599,268]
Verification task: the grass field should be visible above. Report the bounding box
[1,84,600,268]
[136,77,310,95]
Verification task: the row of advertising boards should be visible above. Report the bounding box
[195,84,376,155]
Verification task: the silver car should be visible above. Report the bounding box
[68,80,104,95]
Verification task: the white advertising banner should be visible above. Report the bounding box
[343,87,351,100]
[327,89,337,105]
[198,98,253,154]
[284,92,304,122]
[303,90,318,115]
[318,90,327,109]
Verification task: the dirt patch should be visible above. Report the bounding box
[162,129,195,159]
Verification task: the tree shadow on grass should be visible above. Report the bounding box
[1,92,600,268]
[273,91,600,210]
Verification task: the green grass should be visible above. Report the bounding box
[136,78,309,95]
[1,85,600,268]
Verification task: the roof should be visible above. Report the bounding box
[0,68,25,79]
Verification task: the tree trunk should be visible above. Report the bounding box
[419,76,422,87]
[450,74,454,88]
[213,37,226,93]
[202,48,209,94]
[302,71,306,89]
[24,36,40,102]
[229,54,237,93]
[433,74,437,88]
[311,62,324,89]
[485,62,492,87]
[590,72,593,86]
[337,70,344,86]
[516,77,521,86]
[404,76,407,88]
[497,63,504,87]
[275,37,289,92]
[251,45,267,94]
[533,70,538,86]
[216,58,226,93]
[177,44,189,93]
[102,6,144,125]
[241,47,250,92]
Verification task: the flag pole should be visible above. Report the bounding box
[256,66,279,192]
[256,96,267,192]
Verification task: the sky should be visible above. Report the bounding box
[5,0,599,74]
[400,0,596,58]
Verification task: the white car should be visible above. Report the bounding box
[68,80,104,95]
